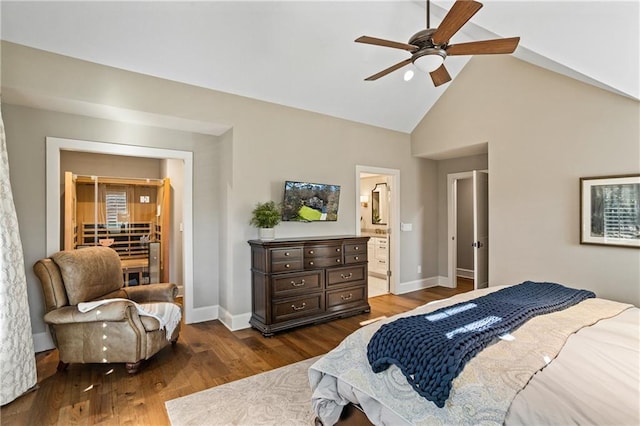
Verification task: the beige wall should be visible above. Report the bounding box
[413,55,640,305]
[2,42,435,336]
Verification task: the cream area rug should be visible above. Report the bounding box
[165,356,321,425]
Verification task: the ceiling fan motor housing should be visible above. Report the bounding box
[409,29,447,66]
[408,28,439,49]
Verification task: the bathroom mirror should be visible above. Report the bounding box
[371,183,388,225]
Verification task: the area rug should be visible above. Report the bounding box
[165,356,321,425]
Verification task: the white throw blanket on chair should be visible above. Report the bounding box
[78,298,181,340]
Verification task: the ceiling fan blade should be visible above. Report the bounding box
[447,37,520,55]
[430,64,452,87]
[355,36,418,52]
[364,58,413,81]
[431,0,483,45]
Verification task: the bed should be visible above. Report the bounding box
[308,283,639,425]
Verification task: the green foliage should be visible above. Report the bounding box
[250,201,281,228]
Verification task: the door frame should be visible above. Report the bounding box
[447,169,489,288]
[45,137,195,323]
[472,170,489,289]
[355,165,400,294]
[447,171,473,287]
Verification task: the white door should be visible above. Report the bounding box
[473,171,489,289]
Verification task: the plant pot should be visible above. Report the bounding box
[258,227,275,241]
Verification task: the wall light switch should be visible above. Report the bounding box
[401,222,412,231]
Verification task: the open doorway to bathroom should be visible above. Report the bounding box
[356,166,400,298]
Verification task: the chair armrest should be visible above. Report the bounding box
[43,302,134,324]
[123,283,178,303]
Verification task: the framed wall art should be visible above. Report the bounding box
[580,174,640,248]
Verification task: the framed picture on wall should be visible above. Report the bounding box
[580,174,640,248]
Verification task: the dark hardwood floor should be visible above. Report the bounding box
[1,280,473,425]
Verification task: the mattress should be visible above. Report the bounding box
[309,286,639,425]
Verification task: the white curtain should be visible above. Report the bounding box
[0,100,37,405]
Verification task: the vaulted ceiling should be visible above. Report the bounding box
[1,1,638,134]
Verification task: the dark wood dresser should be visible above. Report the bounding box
[248,235,370,336]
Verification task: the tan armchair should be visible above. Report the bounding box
[34,246,181,374]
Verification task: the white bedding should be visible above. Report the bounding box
[309,287,639,425]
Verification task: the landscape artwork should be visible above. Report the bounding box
[282,181,341,222]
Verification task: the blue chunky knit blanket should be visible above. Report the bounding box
[366,281,595,408]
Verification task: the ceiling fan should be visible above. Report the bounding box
[356,0,520,86]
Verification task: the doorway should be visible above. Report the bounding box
[45,137,195,323]
[447,170,489,290]
[355,165,400,297]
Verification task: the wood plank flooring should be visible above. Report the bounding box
[1,280,473,425]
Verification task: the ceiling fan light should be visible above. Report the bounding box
[403,69,415,81]
[413,52,445,73]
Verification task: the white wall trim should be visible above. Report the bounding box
[395,276,443,294]
[217,306,252,332]
[355,165,400,295]
[44,137,197,324]
[33,331,55,353]
[456,268,474,279]
[189,304,219,324]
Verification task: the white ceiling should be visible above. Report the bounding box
[1,1,638,134]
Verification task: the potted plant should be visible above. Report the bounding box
[250,201,281,240]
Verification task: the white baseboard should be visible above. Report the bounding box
[394,276,443,294]
[457,268,474,279]
[217,306,252,332]
[33,331,55,353]
[437,275,456,288]
[186,304,219,324]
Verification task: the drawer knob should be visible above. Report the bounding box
[284,252,290,256]
[291,279,306,287]
[336,259,341,263]
[309,261,314,266]
[309,250,314,254]
[340,272,353,280]
[336,248,341,252]
[354,256,359,261]
[341,293,353,301]
[291,302,306,311]
[285,264,291,268]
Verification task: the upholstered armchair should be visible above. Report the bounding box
[33,246,181,374]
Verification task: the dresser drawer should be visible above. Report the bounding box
[271,260,303,273]
[344,243,366,255]
[305,256,343,269]
[326,265,366,287]
[271,247,303,262]
[344,252,367,264]
[272,270,323,297]
[326,285,366,310]
[304,245,342,258]
[272,293,324,323]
